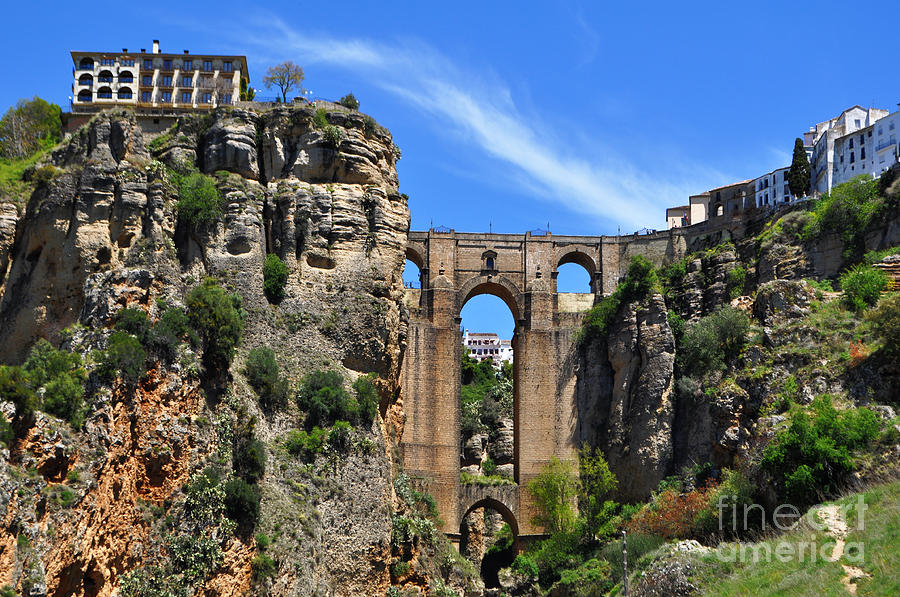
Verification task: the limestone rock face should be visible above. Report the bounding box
[576,294,676,501]
[0,105,417,596]
[752,279,815,327]
[488,418,515,465]
[201,109,259,180]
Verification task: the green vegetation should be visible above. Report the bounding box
[251,553,276,582]
[295,369,377,428]
[224,478,261,527]
[788,137,810,198]
[186,279,244,373]
[262,253,288,303]
[678,305,750,378]
[262,60,304,103]
[101,331,147,384]
[802,175,884,259]
[174,171,223,229]
[338,92,360,110]
[0,414,13,449]
[528,457,580,534]
[0,96,61,159]
[459,353,512,438]
[580,255,660,343]
[867,292,900,355]
[459,471,515,486]
[363,115,377,137]
[243,347,289,410]
[0,365,38,428]
[726,265,747,299]
[322,124,342,148]
[284,427,327,460]
[313,108,328,129]
[864,245,900,265]
[761,396,879,508]
[839,263,888,311]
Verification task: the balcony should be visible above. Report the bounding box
[877,141,897,152]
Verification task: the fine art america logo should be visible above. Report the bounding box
[713,494,866,564]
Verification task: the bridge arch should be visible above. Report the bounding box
[456,275,524,323]
[459,497,519,539]
[556,250,598,293]
[405,245,425,271]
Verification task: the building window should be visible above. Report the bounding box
[849,138,854,148]
[161,76,172,86]
[163,59,172,70]
[855,119,861,128]
[119,71,134,83]
[203,60,213,72]
[117,87,133,99]
[182,91,192,103]
[201,92,212,103]
[223,93,232,104]
[223,61,233,72]
[183,60,192,71]
[142,75,152,86]
[122,58,134,66]
[141,91,151,102]
[100,58,115,66]
[160,92,172,102]
[97,87,113,99]
[182,75,192,86]
[860,134,865,145]
[77,89,92,102]
[861,148,866,160]
[143,59,153,69]
[850,152,855,163]
[98,70,114,83]
[868,130,872,137]
[78,57,94,70]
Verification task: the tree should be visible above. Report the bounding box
[262,61,304,103]
[0,97,61,159]
[239,78,256,102]
[186,279,244,373]
[338,93,359,110]
[527,457,579,534]
[788,137,811,198]
[578,445,618,541]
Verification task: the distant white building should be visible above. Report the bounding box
[753,166,794,208]
[809,105,890,194]
[873,109,899,176]
[462,330,513,367]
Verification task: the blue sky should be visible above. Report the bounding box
[3,0,899,337]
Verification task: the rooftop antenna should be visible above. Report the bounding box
[489,220,492,233]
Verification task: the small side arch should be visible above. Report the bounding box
[459,497,519,539]
[556,250,598,292]
[405,245,425,271]
[456,275,524,323]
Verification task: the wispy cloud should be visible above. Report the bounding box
[239,17,719,230]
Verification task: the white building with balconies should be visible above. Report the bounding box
[809,105,889,194]
[69,39,248,122]
[462,330,513,368]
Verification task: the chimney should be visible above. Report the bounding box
[141,49,146,53]
[152,40,159,54]
[122,48,128,53]
[184,50,189,54]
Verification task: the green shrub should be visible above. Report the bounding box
[578,445,618,541]
[390,560,411,579]
[678,305,750,378]
[550,558,613,597]
[285,427,327,460]
[511,554,539,579]
[233,437,266,483]
[296,370,358,428]
[580,256,659,343]
[668,310,685,345]
[529,529,583,588]
[167,532,223,583]
[262,253,288,303]
[255,533,270,550]
[0,414,13,448]
[175,171,223,228]
[322,124,342,148]
[867,293,900,355]
[0,586,15,597]
[726,265,747,299]
[802,175,883,258]
[251,553,276,581]
[761,396,879,508]
[148,306,196,357]
[328,420,353,452]
[0,365,37,427]
[338,93,360,110]
[23,340,87,425]
[186,278,244,373]
[224,478,261,526]
[600,533,665,584]
[243,347,288,410]
[864,246,900,265]
[102,331,147,383]
[363,115,377,136]
[527,457,579,534]
[115,308,151,342]
[352,374,379,424]
[840,264,888,311]
[313,108,328,128]
[482,458,497,476]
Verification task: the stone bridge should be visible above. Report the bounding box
[400,228,635,542]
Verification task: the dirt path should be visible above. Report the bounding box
[818,504,869,595]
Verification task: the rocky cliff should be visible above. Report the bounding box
[0,105,474,596]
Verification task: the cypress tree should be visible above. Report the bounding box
[788,137,811,198]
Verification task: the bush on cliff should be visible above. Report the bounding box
[295,369,376,428]
[338,92,360,110]
[24,340,88,426]
[803,175,883,259]
[262,253,288,304]
[101,331,147,384]
[0,366,37,429]
[174,171,223,229]
[840,263,887,312]
[186,279,244,374]
[580,255,659,343]
[678,305,750,378]
[867,292,900,356]
[761,396,879,508]
[0,414,13,448]
[224,478,261,526]
[243,347,289,410]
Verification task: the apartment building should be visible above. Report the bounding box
[70,39,248,115]
[753,166,794,208]
[809,105,889,194]
[462,330,513,367]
